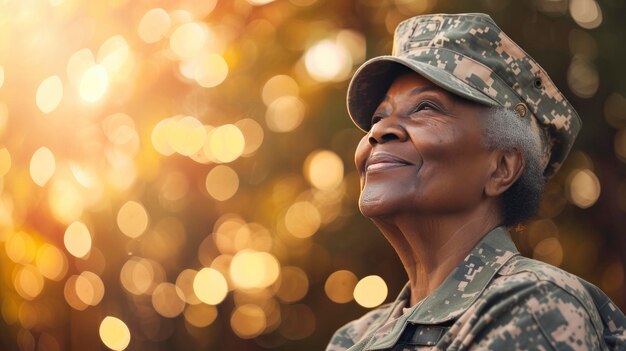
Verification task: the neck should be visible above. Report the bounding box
[370,201,501,306]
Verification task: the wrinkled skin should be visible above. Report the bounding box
[355,72,498,221]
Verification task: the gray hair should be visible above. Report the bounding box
[482,107,546,227]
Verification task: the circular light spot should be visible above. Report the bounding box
[284,201,321,238]
[170,22,207,60]
[230,304,266,339]
[230,250,280,289]
[324,270,357,303]
[265,96,305,133]
[604,93,626,128]
[79,64,108,102]
[175,269,201,305]
[168,116,206,156]
[98,35,129,73]
[120,257,158,295]
[533,237,564,267]
[36,244,68,281]
[205,165,239,201]
[14,265,44,300]
[36,75,63,113]
[30,147,55,186]
[64,221,92,258]
[193,53,229,88]
[235,118,264,156]
[193,267,228,305]
[569,0,603,29]
[304,150,344,190]
[138,8,171,43]
[5,231,36,264]
[614,129,626,162]
[64,275,88,311]
[152,283,185,318]
[67,48,96,86]
[99,316,131,351]
[151,118,176,156]
[48,179,84,224]
[567,169,601,208]
[304,39,352,82]
[117,201,149,238]
[75,271,105,306]
[275,266,309,303]
[184,303,218,328]
[353,275,387,308]
[206,124,245,163]
[0,65,4,89]
[567,56,599,98]
[262,75,299,106]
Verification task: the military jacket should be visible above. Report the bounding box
[326,227,626,351]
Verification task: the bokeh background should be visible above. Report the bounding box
[0,0,625,350]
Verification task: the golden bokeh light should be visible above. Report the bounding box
[0,148,9,177]
[98,35,130,74]
[235,118,264,156]
[191,53,229,88]
[30,146,56,186]
[206,124,245,163]
[230,304,266,339]
[604,93,626,128]
[262,75,299,107]
[614,129,626,162]
[168,116,206,156]
[36,75,63,114]
[230,250,280,289]
[79,64,109,102]
[120,257,164,295]
[567,169,601,209]
[205,165,239,201]
[138,8,171,43]
[0,65,4,89]
[35,244,68,281]
[193,267,228,305]
[175,269,201,305]
[353,275,388,308]
[151,118,176,156]
[567,56,599,98]
[67,48,96,86]
[5,231,37,264]
[99,316,131,351]
[275,266,309,303]
[184,303,218,328]
[14,265,45,300]
[152,282,186,318]
[284,201,321,238]
[75,271,105,306]
[569,0,603,29]
[48,179,85,224]
[170,22,208,60]
[64,221,92,258]
[64,275,88,311]
[324,270,357,303]
[265,96,306,133]
[304,150,344,190]
[533,237,564,267]
[304,39,352,82]
[117,200,149,238]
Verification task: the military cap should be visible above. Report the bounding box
[347,13,581,177]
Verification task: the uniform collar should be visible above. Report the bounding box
[364,227,519,350]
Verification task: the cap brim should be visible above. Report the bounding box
[347,56,500,131]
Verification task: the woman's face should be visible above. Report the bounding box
[355,72,497,219]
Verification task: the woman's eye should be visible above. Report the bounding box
[413,101,438,113]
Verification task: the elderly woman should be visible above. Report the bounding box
[326,13,626,351]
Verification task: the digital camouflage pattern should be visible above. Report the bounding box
[347,13,581,177]
[326,227,626,351]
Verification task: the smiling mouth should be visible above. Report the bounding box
[365,153,413,172]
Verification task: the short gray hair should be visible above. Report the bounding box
[482,107,546,227]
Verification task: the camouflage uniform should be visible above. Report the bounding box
[326,227,626,351]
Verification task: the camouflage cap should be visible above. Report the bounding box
[347,13,581,177]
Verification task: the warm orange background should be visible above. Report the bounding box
[0,0,624,350]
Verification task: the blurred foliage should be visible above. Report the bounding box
[0,0,625,350]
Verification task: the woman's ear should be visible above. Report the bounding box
[485,149,524,197]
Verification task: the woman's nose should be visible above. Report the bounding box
[367,117,408,145]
